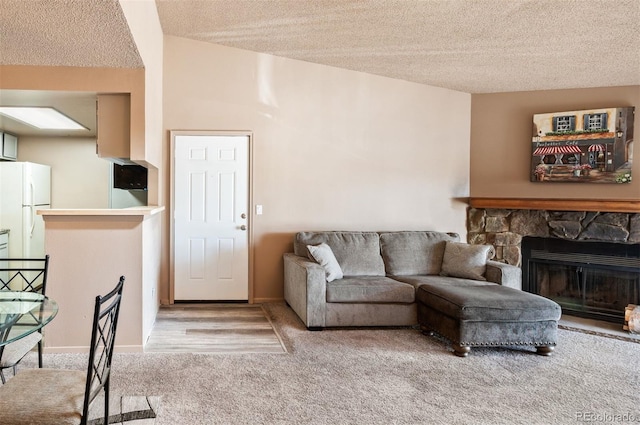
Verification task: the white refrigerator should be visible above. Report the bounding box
[0,162,51,258]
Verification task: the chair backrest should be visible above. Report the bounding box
[0,256,49,294]
[81,276,125,423]
[0,256,50,358]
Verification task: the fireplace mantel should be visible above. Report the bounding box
[468,198,640,213]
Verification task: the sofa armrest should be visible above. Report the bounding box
[283,253,327,328]
[485,260,522,290]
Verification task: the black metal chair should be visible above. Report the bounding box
[0,276,125,425]
[0,256,50,383]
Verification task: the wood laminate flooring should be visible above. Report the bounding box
[559,314,640,344]
[144,304,287,354]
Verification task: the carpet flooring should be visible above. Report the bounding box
[19,303,640,424]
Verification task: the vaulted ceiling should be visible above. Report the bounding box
[0,0,638,135]
[1,0,638,93]
[154,0,640,94]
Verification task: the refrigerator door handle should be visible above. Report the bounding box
[30,181,36,238]
[29,205,35,238]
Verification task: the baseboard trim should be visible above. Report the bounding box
[252,297,285,304]
[45,344,144,354]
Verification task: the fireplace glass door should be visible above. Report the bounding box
[530,261,640,322]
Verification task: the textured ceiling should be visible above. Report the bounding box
[0,0,638,133]
[0,0,142,68]
[0,0,638,93]
[0,0,140,137]
[155,0,640,93]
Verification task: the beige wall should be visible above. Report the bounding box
[470,86,640,198]
[163,36,472,302]
[43,215,144,352]
[142,211,162,340]
[0,65,149,174]
[119,2,166,313]
[41,210,162,352]
[119,0,164,190]
[17,137,110,209]
[1,65,162,351]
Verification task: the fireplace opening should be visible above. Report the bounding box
[521,236,640,323]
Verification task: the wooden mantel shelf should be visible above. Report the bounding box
[468,198,640,213]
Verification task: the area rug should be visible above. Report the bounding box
[87,395,160,425]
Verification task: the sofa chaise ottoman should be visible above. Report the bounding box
[417,281,562,357]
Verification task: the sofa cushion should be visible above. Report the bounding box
[393,274,496,290]
[326,276,415,303]
[307,243,343,282]
[440,241,495,281]
[380,231,459,276]
[295,232,385,276]
[416,283,562,322]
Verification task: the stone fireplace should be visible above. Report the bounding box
[467,198,640,324]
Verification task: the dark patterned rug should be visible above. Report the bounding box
[559,324,640,344]
[87,395,160,425]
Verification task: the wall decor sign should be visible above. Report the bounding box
[531,107,634,183]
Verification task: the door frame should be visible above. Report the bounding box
[169,130,254,304]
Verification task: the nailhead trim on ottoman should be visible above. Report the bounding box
[416,282,562,356]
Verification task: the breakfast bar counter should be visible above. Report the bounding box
[37,206,164,353]
[39,206,165,217]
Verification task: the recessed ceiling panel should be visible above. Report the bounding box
[0,90,97,137]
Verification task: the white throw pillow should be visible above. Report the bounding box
[307,243,343,282]
[440,241,495,281]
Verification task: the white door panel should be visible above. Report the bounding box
[173,134,249,300]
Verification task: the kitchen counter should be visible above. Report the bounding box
[38,206,164,217]
[38,204,164,353]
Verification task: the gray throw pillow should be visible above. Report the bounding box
[440,242,495,281]
[307,243,344,282]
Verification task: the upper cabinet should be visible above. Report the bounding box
[0,132,18,161]
[96,94,130,160]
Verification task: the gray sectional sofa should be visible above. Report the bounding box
[283,230,522,329]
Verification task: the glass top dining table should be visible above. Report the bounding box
[0,291,59,347]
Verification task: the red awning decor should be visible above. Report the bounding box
[588,144,606,152]
[533,145,582,156]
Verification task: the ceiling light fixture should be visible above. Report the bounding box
[0,106,87,130]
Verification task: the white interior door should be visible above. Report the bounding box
[173,134,249,300]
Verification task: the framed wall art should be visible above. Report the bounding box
[531,107,634,183]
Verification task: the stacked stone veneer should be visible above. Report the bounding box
[467,208,640,266]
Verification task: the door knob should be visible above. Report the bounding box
[240,225,247,231]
